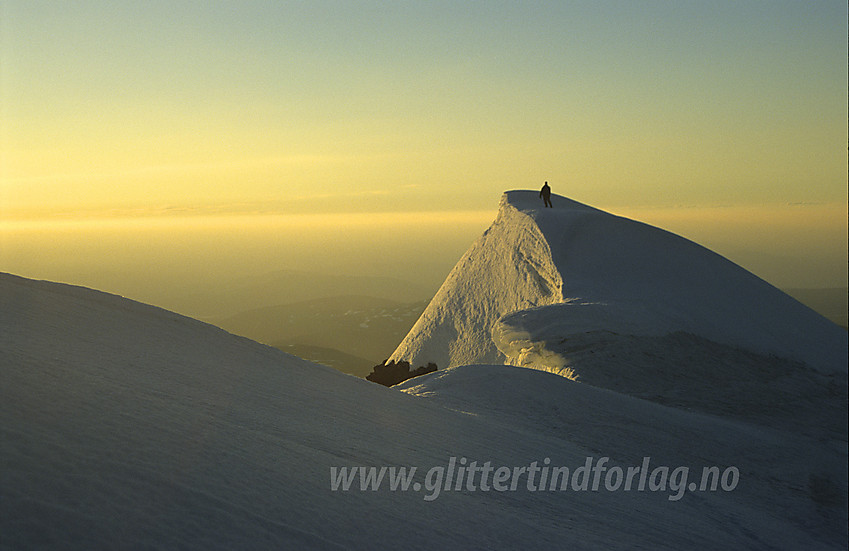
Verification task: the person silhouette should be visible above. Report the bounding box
[540,181,553,208]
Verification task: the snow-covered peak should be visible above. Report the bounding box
[500,189,604,214]
[391,191,847,374]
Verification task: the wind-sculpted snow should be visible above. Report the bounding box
[387,196,565,369]
[392,191,848,374]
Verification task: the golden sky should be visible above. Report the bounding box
[1,1,847,293]
[3,1,847,215]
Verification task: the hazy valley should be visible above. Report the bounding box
[211,295,429,377]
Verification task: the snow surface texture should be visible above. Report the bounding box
[390,191,847,375]
[2,272,847,549]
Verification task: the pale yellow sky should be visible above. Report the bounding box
[3,2,847,214]
[1,1,847,294]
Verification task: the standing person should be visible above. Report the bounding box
[540,181,553,208]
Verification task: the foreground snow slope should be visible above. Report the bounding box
[3,272,846,549]
[389,191,847,374]
[397,362,847,547]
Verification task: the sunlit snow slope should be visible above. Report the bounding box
[389,191,847,374]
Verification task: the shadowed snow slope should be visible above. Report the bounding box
[3,272,847,549]
[389,191,847,374]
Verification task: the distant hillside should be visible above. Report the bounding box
[275,344,374,377]
[177,269,433,319]
[212,295,428,370]
[784,287,848,329]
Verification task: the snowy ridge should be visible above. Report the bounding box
[387,193,565,369]
[391,191,847,374]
